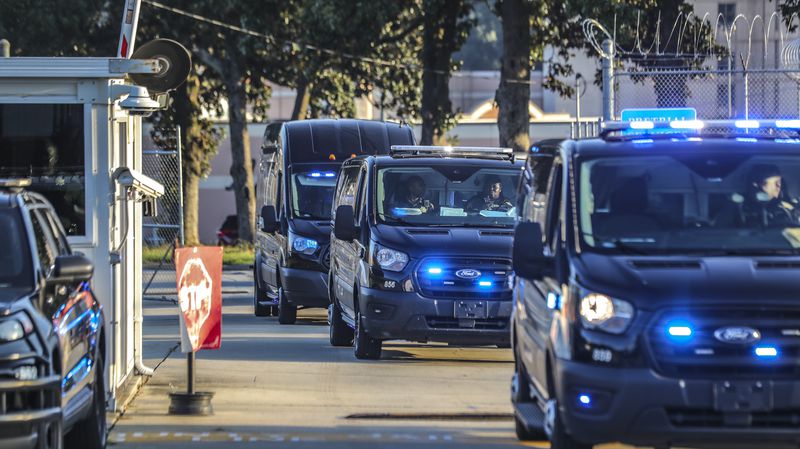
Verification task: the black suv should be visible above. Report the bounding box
[511,120,800,449]
[329,146,523,359]
[0,180,106,449]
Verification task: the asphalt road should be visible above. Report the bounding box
[109,269,625,449]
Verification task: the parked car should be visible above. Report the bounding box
[217,215,239,246]
[255,119,416,323]
[511,121,800,449]
[328,146,523,359]
[0,179,106,449]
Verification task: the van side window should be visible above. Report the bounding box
[543,160,563,252]
[355,167,368,225]
[29,210,57,275]
[276,172,283,217]
[335,166,360,209]
[524,155,555,222]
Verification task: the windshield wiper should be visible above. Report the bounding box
[582,233,649,255]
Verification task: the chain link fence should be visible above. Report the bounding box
[611,68,800,120]
[142,128,183,302]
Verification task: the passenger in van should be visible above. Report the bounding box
[466,176,513,212]
[392,176,436,214]
[741,164,800,227]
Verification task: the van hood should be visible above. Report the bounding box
[290,219,331,242]
[574,253,800,310]
[371,224,513,259]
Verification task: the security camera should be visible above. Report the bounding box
[110,84,161,117]
[111,167,165,199]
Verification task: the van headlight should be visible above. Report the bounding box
[579,293,634,335]
[373,244,409,272]
[290,232,319,255]
[0,313,33,342]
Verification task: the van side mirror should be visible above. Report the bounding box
[262,143,278,155]
[334,205,357,241]
[52,254,94,283]
[512,222,552,279]
[260,205,278,233]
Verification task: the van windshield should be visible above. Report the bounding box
[0,209,33,293]
[376,165,521,227]
[578,152,800,254]
[290,166,338,220]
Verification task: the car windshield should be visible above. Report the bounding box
[376,165,521,227]
[290,166,338,220]
[578,151,800,254]
[0,209,33,291]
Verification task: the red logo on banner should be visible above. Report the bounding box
[175,247,222,351]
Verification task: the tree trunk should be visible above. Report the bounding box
[183,173,200,245]
[420,0,465,145]
[173,75,203,246]
[496,0,532,152]
[225,70,256,243]
[291,76,313,120]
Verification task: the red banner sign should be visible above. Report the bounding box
[175,246,223,352]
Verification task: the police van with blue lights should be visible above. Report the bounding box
[328,145,523,359]
[255,120,415,324]
[511,115,800,448]
[0,180,106,449]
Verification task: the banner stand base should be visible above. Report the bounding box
[168,392,214,415]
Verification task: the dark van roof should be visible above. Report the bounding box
[283,119,415,163]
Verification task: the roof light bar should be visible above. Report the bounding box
[390,145,514,159]
[600,119,800,139]
[629,121,654,130]
[735,120,760,129]
[669,120,705,130]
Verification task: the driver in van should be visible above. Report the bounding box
[466,176,513,212]
[393,175,435,214]
[741,164,800,227]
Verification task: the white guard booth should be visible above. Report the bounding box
[0,57,165,410]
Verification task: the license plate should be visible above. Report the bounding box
[713,381,773,412]
[454,300,488,319]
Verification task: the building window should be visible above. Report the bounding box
[0,104,86,236]
[719,3,736,26]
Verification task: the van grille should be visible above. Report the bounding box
[415,258,512,300]
[647,307,800,379]
[667,408,800,428]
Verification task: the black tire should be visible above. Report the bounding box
[329,301,354,347]
[512,358,546,441]
[549,407,592,449]
[65,357,106,449]
[277,288,297,324]
[354,312,381,360]
[253,266,270,317]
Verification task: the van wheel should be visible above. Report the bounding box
[277,288,297,324]
[546,399,593,449]
[512,358,546,441]
[329,302,354,347]
[354,312,381,360]
[65,356,106,449]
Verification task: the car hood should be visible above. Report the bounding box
[290,219,331,243]
[574,253,800,309]
[371,224,513,259]
[0,288,29,306]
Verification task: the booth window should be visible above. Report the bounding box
[0,104,85,236]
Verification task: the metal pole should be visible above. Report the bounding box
[187,352,195,394]
[575,75,582,139]
[176,126,185,246]
[602,40,615,121]
[0,40,9,57]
